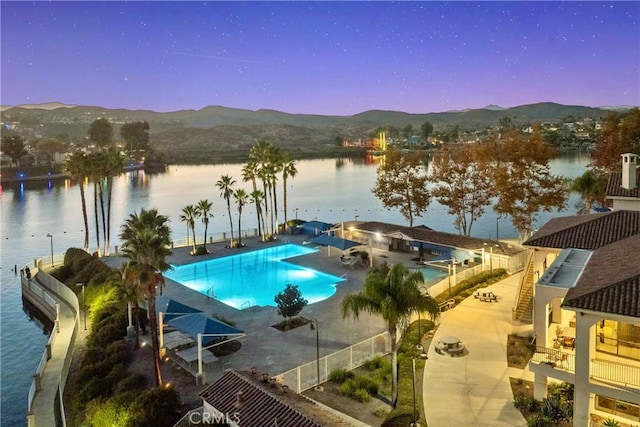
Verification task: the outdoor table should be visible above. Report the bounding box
[440,336,461,346]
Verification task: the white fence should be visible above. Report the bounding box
[278,332,391,394]
[426,264,484,298]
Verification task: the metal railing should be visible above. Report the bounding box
[531,346,640,389]
[591,358,640,388]
[24,258,80,426]
[278,332,390,394]
[531,346,576,372]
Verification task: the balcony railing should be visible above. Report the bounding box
[531,346,640,389]
[591,358,640,388]
[531,346,575,372]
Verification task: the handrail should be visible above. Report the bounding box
[340,273,348,281]
[241,300,251,309]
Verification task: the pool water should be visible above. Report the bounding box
[165,244,345,309]
[413,267,449,284]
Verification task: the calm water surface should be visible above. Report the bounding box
[0,154,589,425]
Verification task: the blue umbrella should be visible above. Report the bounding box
[167,313,244,346]
[155,295,202,321]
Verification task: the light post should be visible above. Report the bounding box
[354,215,359,222]
[46,233,54,267]
[411,358,417,426]
[295,208,299,220]
[417,286,429,359]
[310,318,323,391]
[496,216,501,241]
[76,283,87,331]
[445,257,457,297]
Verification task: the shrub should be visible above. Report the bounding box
[352,388,372,403]
[351,375,380,396]
[129,386,181,427]
[435,268,508,304]
[602,419,620,427]
[115,374,147,394]
[84,397,134,427]
[526,414,553,427]
[329,368,354,384]
[363,355,388,371]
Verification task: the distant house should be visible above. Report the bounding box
[176,369,354,427]
[606,153,640,211]
[522,210,640,426]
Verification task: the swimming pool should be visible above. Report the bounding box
[413,267,449,285]
[165,244,345,310]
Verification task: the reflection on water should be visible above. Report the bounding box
[0,154,590,425]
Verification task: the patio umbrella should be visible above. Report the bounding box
[167,312,244,346]
[310,234,362,255]
[155,295,202,321]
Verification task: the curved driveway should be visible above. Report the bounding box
[423,273,527,427]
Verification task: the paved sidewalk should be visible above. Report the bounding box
[423,273,528,427]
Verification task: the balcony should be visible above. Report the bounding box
[530,346,640,390]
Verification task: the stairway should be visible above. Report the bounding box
[513,251,534,323]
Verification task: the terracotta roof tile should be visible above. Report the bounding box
[199,370,352,427]
[606,170,640,198]
[562,234,640,318]
[523,210,640,250]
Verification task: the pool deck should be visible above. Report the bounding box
[106,234,415,383]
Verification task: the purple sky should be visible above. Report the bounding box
[1,1,638,115]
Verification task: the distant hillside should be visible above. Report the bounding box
[1,101,632,163]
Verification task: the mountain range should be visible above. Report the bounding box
[1,102,634,163]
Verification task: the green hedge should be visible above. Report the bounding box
[435,268,508,304]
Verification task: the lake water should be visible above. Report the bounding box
[0,153,590,425]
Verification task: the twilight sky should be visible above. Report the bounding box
[1,1,638,115]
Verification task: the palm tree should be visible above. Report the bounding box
[242,161,260,235]
[180,205,197,253]
[119,208,172,386]
[281,154,298,229]
[234,189,249,247]
[196,199,213,252]
[341,262,439,408]
[103,147,124,256]
[120,262,144,349]
[570,170,605,214]
[216,175,236,247]
[86,151,103,255]
[65,151,90,251]
[250,189,265,241]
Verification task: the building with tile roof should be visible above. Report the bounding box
[187,369,355,427]
[605,153,640,211]
[522,210,640,426]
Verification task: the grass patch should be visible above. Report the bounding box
[434,268,509,307]
[507,333,536,368]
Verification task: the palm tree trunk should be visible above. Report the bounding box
[105,177,113,256]
[93,182,101,255]
[237,210,242,247]
[283,178,288,229]
[390,327,398,408]
[147,293,163,386]
[226,200,234,246]
[99,180,107,256]
[80,183,89,251]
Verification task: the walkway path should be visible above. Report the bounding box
[422,273,530,427]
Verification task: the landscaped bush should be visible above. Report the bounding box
[363,355,389,371]
[435,268,508,304]
[129,386,181,427]
[352,388,372,403]
[526,414,553,427]
[350,375,380,396]
[329,368,355,383]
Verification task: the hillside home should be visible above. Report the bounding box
[521,211,640,425]
[606,153,640,211]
